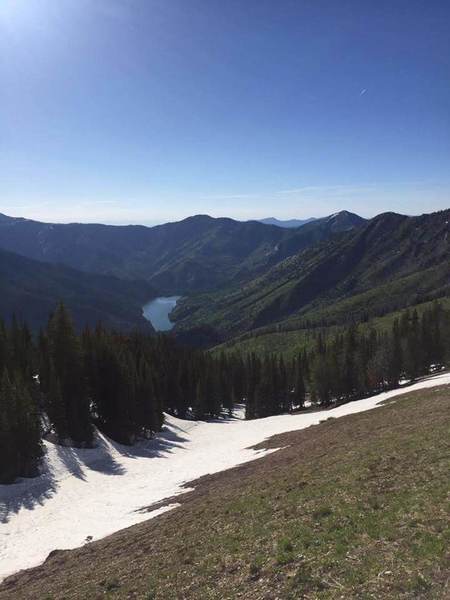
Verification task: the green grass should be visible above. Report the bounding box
[2,384,449,599]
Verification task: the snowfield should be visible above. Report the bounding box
[1,373,449,581]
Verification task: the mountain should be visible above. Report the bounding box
[258,217,317,228]
[172,209,450,341]
[258,211,365,230]
[0,248,155,332]
[0,211,365,295]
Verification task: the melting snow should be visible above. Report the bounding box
[1,372,449,581]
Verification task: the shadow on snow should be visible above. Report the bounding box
[0,419,191,523]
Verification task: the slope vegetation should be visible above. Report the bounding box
[0,248,155,331]
[174,210,450,341]
[2,383,449,599]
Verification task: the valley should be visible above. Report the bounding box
[1,207,449,598]
[2,4,448,597]
[1,208,449,353]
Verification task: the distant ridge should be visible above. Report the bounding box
[0,211,365,295]
[258,217,317,228]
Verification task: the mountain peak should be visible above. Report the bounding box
[324,210,365,231]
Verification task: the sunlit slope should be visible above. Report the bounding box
[174,210,450,341]
[2,380,449,599]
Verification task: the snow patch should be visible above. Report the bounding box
[1,372,449,581]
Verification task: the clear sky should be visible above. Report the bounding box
[1,0,449,225]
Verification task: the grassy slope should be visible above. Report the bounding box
[213,297,450,359]
[2,385,449,599]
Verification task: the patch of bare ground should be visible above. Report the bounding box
[1,386,449,599]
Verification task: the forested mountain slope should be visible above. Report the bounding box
[0,211,364,294]
[0,248,155,331]
[173,210,450,340]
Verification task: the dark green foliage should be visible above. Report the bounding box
[1,300,448,484]
[0,370,43,484]
[243,301,449,418]
[305,302,449,405]
[47,304,93,446]
[292,356,306,408]
[0,305,247,482]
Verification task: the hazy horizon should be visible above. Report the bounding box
[0,205,441,228]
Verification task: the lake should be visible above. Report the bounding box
[143,296,181,331]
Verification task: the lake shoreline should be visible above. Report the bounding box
[143,296,181,331]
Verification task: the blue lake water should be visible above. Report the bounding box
[143,296,181,331]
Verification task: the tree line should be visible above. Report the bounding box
[0,304,244,483]
[245,302,449,418]
[1,301,448,483]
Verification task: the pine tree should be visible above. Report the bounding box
[293,357,306,408]
[194,372,208,419]
[0,370,42,483]
[0,370,18,483]
[47,303,93,446]
[388,319,403,387]
[46,361,68,441]
[14,374,43,477]
[404,309,421,381]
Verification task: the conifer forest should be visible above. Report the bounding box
[1,302,448,484]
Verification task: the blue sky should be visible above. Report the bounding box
[1,0,449,224]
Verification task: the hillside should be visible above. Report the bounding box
[0,248,155,332]
[214,296,450,360]
[2,380,449,599]
[0,212,364,295]
[173,210,450,342]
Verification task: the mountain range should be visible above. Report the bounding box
[0,210,364,295]
[172,209,450,345]
[0,208,448,340]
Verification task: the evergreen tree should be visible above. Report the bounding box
[47,303,93,446]
[0,370,43,483]
[293,356,306,408]
[14,374,43,477]
[404,309,421,380]
[0,370,18,483]
[388,319,403,387]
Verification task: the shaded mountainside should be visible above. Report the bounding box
[2,385,449,599]
[173,210,450,341]
[0,248,155,332]
[0,211,364,295]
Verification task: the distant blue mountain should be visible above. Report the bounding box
[259,217,317,228]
